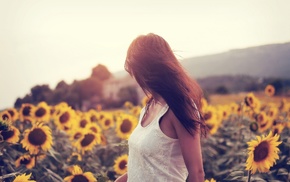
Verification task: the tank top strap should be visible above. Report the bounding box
[152,104,169,126]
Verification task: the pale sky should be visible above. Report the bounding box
[1,0,290,109]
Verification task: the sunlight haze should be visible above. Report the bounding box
[1,0,290,109]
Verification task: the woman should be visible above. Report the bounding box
[115,33,207,182]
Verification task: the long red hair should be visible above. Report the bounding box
[125,33,207,136]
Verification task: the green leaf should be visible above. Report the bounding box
[0,172,20,179]
[277,168,288,175]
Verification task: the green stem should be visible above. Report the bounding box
[247,170,251,182]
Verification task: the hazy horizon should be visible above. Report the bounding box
[1,0,290,109]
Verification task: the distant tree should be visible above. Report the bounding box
[66,81,82,109]
[79,77,103,100]
[30,84,52,103]
[269,79,284,95]
[14,98,23,108]
[91,64,112,81]
[55,80,69,90]
[215,85,229,94]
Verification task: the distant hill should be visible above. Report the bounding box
[182,42,290,79]
[111,42,290,95]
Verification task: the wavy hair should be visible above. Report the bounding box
[125,33,207,136]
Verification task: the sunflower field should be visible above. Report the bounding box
[0,85,290,182]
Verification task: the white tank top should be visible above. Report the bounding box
[127,104,188,182]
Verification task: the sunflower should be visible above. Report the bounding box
[272,123,284,135]
[265,85,275,97]
[220,106,230,120]
[229,102,239,113]
[141,95,151,107]
[67,152,82,162]
[130,106,142,117]
[54,107,76,131]
[86,122,102,134]
[68,128,85,142]
[114,154,128,175]
[77,114,91,129]
[246,131,282,174]
[6,108,19,122]
[0,125,20,143]
[15,154,35,169]
[99,114,115,130]
[201,98,208,113]
[115,115,137,139]
[203,106,218,124]
[278,99,290,112]
[205,122,219,135]
[21,123,53,154]
[255,112,267,123]
[64,165,97,182]
[0,110,11,122]
[87,109,99,123]
[258,115,274,133]
[0,118,11,133]
[32,101,51,122]
[13,173,36,182]
[266,107,278,119]
[244,93,261,112]
[249,122,259,133]
[73,131,100,154]
[204,179,216,182]
[123,101,134,109]
[19,103,35,122]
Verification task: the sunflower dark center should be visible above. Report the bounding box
[119,160,127,170]
[257,115,264,123]
[28,128,47,146]
[90,127,98,133]
[90,115,97,122]
[250,122,258,132]
[223,111,227,117]
[20,158,31,165]
[273,129,279,135]
[81,134,95,147]
[204,112,212,120]
[253,141,269,162]
[23,107,31,116]
[1,114,10,121]
[245,97,254,107]
[260,123,267,128]
[7,110,14,117]
[72,175,89,182]
[60,112,70,124]
[120,119,132,133]
[80,120,87,128]
[74,132,82,140]
[268,111,274,117]
[35,108,46,117]
[105,119,110,126]
[1,130,14,140]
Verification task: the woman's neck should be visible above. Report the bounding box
[152,95,166,106]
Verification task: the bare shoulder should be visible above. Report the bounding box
[166,108,200,139]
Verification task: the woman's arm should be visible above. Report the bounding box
[114,172,127,182]
[170,111,205,182]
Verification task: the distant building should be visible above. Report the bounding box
[102,74,144,103]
